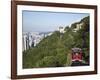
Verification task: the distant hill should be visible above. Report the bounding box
[23,16,89,68]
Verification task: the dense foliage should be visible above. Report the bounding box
[23,16,90,68]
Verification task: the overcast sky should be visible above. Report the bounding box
[22,10,89,32]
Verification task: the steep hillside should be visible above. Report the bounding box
[23,16,89,68]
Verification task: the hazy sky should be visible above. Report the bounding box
[22,10,89,32]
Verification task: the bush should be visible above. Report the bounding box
[35,56,59,67]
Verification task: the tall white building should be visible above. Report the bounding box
[59,27,65,33]
[22,35,27,51]
[22,33,32,51]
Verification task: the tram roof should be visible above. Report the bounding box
[72,48,82,53]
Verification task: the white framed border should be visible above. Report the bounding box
[17,5,95,75]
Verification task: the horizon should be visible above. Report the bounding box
[22,10,89,32]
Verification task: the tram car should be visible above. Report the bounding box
[72,48,82,62]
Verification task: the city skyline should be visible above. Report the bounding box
[22,10,89,32]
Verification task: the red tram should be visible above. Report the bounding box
[72,48,82,62]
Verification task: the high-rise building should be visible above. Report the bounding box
[22,34,27,51]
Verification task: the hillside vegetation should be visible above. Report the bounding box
[23,16,89,68]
